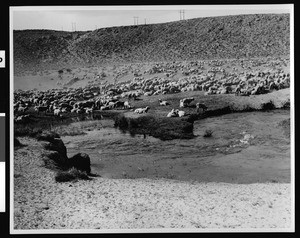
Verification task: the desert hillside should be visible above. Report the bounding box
[13,14,290,73]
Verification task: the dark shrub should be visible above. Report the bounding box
[114,115,128,129]
[205,106,232,117]
[68,153,91,174]
[41,139,67,158]
[42,151,68,170]
[261,100,275,111]
[203,129,213,138]
[55,167,90,182]
[14,138,22,147]
[242,105,255,112]
[116,115,195,140]
[282,99,290,109]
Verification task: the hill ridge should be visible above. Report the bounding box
[13,13,290,73]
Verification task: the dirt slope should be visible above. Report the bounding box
[14,137,291,230]
[13,14,290,73]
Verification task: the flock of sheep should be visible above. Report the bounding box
[14,58,289,122]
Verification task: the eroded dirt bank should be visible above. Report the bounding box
[14,137,291,230]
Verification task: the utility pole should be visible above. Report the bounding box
[133,16,139,25]
[71,22,76,32]
[179,10,185,20]
[144,18,147,25]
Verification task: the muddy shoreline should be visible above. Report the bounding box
[14,137,291,230]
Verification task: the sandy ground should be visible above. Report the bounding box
[13,137,292,231]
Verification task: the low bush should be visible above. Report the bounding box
[114,115,128,129]
[55,167,90,182]
[203,129,213,138]
[36,130,60,143]
[14,125,43,137]
[282,99,290,109]
[261,100,276,111]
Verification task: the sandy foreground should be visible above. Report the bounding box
[13,137,292,230]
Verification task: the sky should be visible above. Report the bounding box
[11,5,293,32]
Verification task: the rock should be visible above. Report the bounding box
[41,138,67,158]
[42,151,68,170]
[68,153,91,174]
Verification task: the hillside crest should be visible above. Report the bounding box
[13,13,290,73]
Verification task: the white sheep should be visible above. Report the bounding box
[167,109,178,117]
[34,106,48,114]
[85,107,94,115]
[18,106,28,113]
[159,99,170,106]
[124,101,132,109]
[175,109,185,117]
[179,97,194,108]
[134,106,150,114]
[53,108,61,116]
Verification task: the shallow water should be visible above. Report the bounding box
[62,110,290,184]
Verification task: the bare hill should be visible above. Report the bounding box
[13,14,290,73]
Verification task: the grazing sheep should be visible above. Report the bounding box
[18,106,28,113]
[144,91,153,96]
[167,109,178,117]
[71,108,77,113]
[76,108,85,114]
[34,106,48,114]
[175,109,185,117]
[100,105,109,111]
[124,101,132,109]
[85,107,94,115]
[159,99,170,106]
[179,97,194,108]
[113,101,125,109]
[15,114,31,123]
[235,86,242,95]
[53,108,61,116]
[134,106,150,114]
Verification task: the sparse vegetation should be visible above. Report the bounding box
[203,129,213,138]
[13,14,289,73]
[55,167,90,182]
[261,100,276,111]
